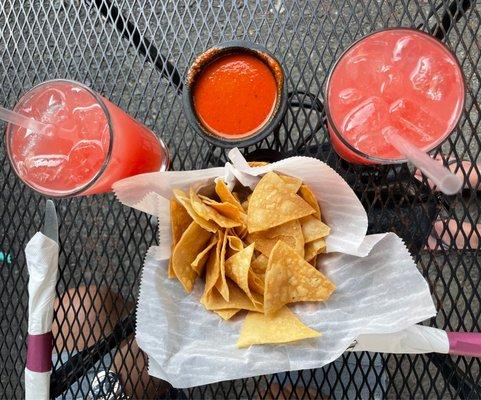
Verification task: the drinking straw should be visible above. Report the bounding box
[0,106,49,132]
[382,126,463,195]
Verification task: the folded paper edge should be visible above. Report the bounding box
[113,168,225,215]
[114,149,368,256]
[135,246,160,360]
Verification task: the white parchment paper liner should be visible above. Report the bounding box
[113,149,436,388]
[138,233,435,388]
[115,149,372,256]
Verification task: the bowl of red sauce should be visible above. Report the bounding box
[183,41,287,148]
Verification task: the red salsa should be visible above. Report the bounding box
[193,52,277,138]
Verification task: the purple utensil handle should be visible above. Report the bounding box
[26,332,53,372]
[447,332,481,357]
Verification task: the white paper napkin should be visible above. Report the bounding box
[25,232,59,400]
[26,232,59,335]
[352,325,449,354]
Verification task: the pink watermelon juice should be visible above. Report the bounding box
[326,28,465,164]
[6,80,168,196]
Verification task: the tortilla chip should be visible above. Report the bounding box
[247,172,315,233]
[234,225,248,240]
[171,221,212,293]
[309,255,318,267]
[248,161,269,167]
[191,236,218,275]
[264,241,335,314]
[227,235,244,252]
[237,307,320,348]
[305,238,326,261]
[248,270,265,295]
[259,219,303,240]
[300,215,330,243]
[225,243,258,304]
[214,230,230,301]
[215,308,241,320]
[241,199,249,212]
[280,175,302,192]
[298,184,320,219]
[169,198,193,279]
[247,220,304,257]
[170,198,193,243]
[201,282,263,312]
[251,254,268,274]
[215,180,244,211]
[190,188,241,229]
[204,231,224,296]
[200,195,246,223]
[173,189,218,233]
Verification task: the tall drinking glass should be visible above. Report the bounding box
[6,79,169,197]
[325,28,465,165]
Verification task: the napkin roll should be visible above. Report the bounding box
[27,332,53,372]
[25,232,59,400]
[351,326,481,358]
[351,325,449,354]
[25,369,51,400]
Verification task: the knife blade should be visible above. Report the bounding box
[42,199,58,245]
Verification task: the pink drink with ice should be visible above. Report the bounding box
[6,80,168,196]
[326,29,465,164]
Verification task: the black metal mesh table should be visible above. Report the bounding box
[1,0,480,398]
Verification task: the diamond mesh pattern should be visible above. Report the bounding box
[0,0,480,398]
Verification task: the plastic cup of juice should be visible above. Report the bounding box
[5,79,169,197]
[325,28,465,165]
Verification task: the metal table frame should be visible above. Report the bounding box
[0,0,479,398]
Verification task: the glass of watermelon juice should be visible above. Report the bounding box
[325,28,465,165]
[6,79,169,197]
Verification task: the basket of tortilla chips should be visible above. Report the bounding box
[113,148,435,388]
[169,168,335,347]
